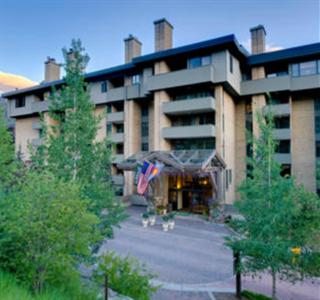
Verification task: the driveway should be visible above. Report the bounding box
[100,206,320,300]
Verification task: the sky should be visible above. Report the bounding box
[0,0,319,83]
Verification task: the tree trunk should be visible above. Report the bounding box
[272,269,277,300]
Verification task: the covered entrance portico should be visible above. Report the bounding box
[118,150,226,213]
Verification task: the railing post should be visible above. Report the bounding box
[233,250,241,299]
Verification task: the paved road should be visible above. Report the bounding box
[100,206,320,300]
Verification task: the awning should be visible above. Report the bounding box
[117,150,226,174]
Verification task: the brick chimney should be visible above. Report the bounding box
[44,57,60,82]
[124,34,142,63]
[154,18,173,52]
[250,25,266,54]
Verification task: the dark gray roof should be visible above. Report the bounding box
[247,43,320,66]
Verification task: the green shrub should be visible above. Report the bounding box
[241,289,272,300]
[95,251,159,300]
[0,171,100,294]
[0,270,97,300]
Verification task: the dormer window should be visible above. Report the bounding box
[15,96,25,108]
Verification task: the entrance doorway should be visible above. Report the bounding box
[168,175,212,213]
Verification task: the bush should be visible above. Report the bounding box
[0,270,97,300]
[0,171,100,294]
[241,289,272,300]
[95,251,159,300]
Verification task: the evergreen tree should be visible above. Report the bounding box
[227,112,320,300]
[0,106,16,191]
[32,39,125,241]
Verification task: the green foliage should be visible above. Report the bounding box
[142,212,149,219]
[162,215,169,222]
[226,112,320,299]
[31,39,126,242]
[0,171,100,294]
[241,290,272,300]
[0,271,97,300]
[0,106,16,191]
[95,251,159,300]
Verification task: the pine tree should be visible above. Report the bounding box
[0,106,16,191]
[227,112,320,300]
[32,39,125,241]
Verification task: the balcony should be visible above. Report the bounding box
[31,138,42,147]
[107,111,124,123]
[113,154,124,164]
[31,101,49,113]
[147,65,214,91]
[241,74,320,96]
[162,124,215,139]
[106,87,125,102]
[273,128,291,140]
[263,103,290,116]
[274,153,291,164]
[163,97,215,115]
[241,76,290,95]
[110,133,124,143]
[112,175,124,186]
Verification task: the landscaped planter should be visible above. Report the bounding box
[162,222,169,231]
[141,212,149,228]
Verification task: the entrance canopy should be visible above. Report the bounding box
[118,150,226,205]
[117,150,226,174]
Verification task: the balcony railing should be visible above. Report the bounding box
[147,65,214,91]
[107,111,124,123]
[110,133,124,143]
[162,124,215,139]
[163,97,215,115]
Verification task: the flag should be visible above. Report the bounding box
[137,161,154,194]
[148,161,164,181]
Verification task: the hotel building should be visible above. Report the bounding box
[3,19,320,211]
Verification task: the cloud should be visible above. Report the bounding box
[0,71,37,93]
[241,39,283,53]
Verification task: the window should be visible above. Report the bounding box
[141,143,148,151]
[115,124,124,133]
[229,55,233,73]
[187,55,211,69]
[171,138,215,150]
[101,81,108,93]
[141,105,149,151]
[291,64,299,77]
[300,61,317,76]
[15,96,25,108]
[316,142,320,157]
[274,116,290,129]
[107,124,112,135]
[315,116,320,134]
[291,60,319,77]
[106,104,112,113]
[275,140,290,153]
[132,74,141,85]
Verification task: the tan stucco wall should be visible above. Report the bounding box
[95,106,106,142]
[215,85,224,157]
[223,91,236,204]
[235,101,247,194]
[15,117,40,161]
[215,85,237,204]
[124,100,141,196]
[291,98,316,192]
[151,91,171,151]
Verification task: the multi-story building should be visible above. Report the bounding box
[3,19,320,210]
